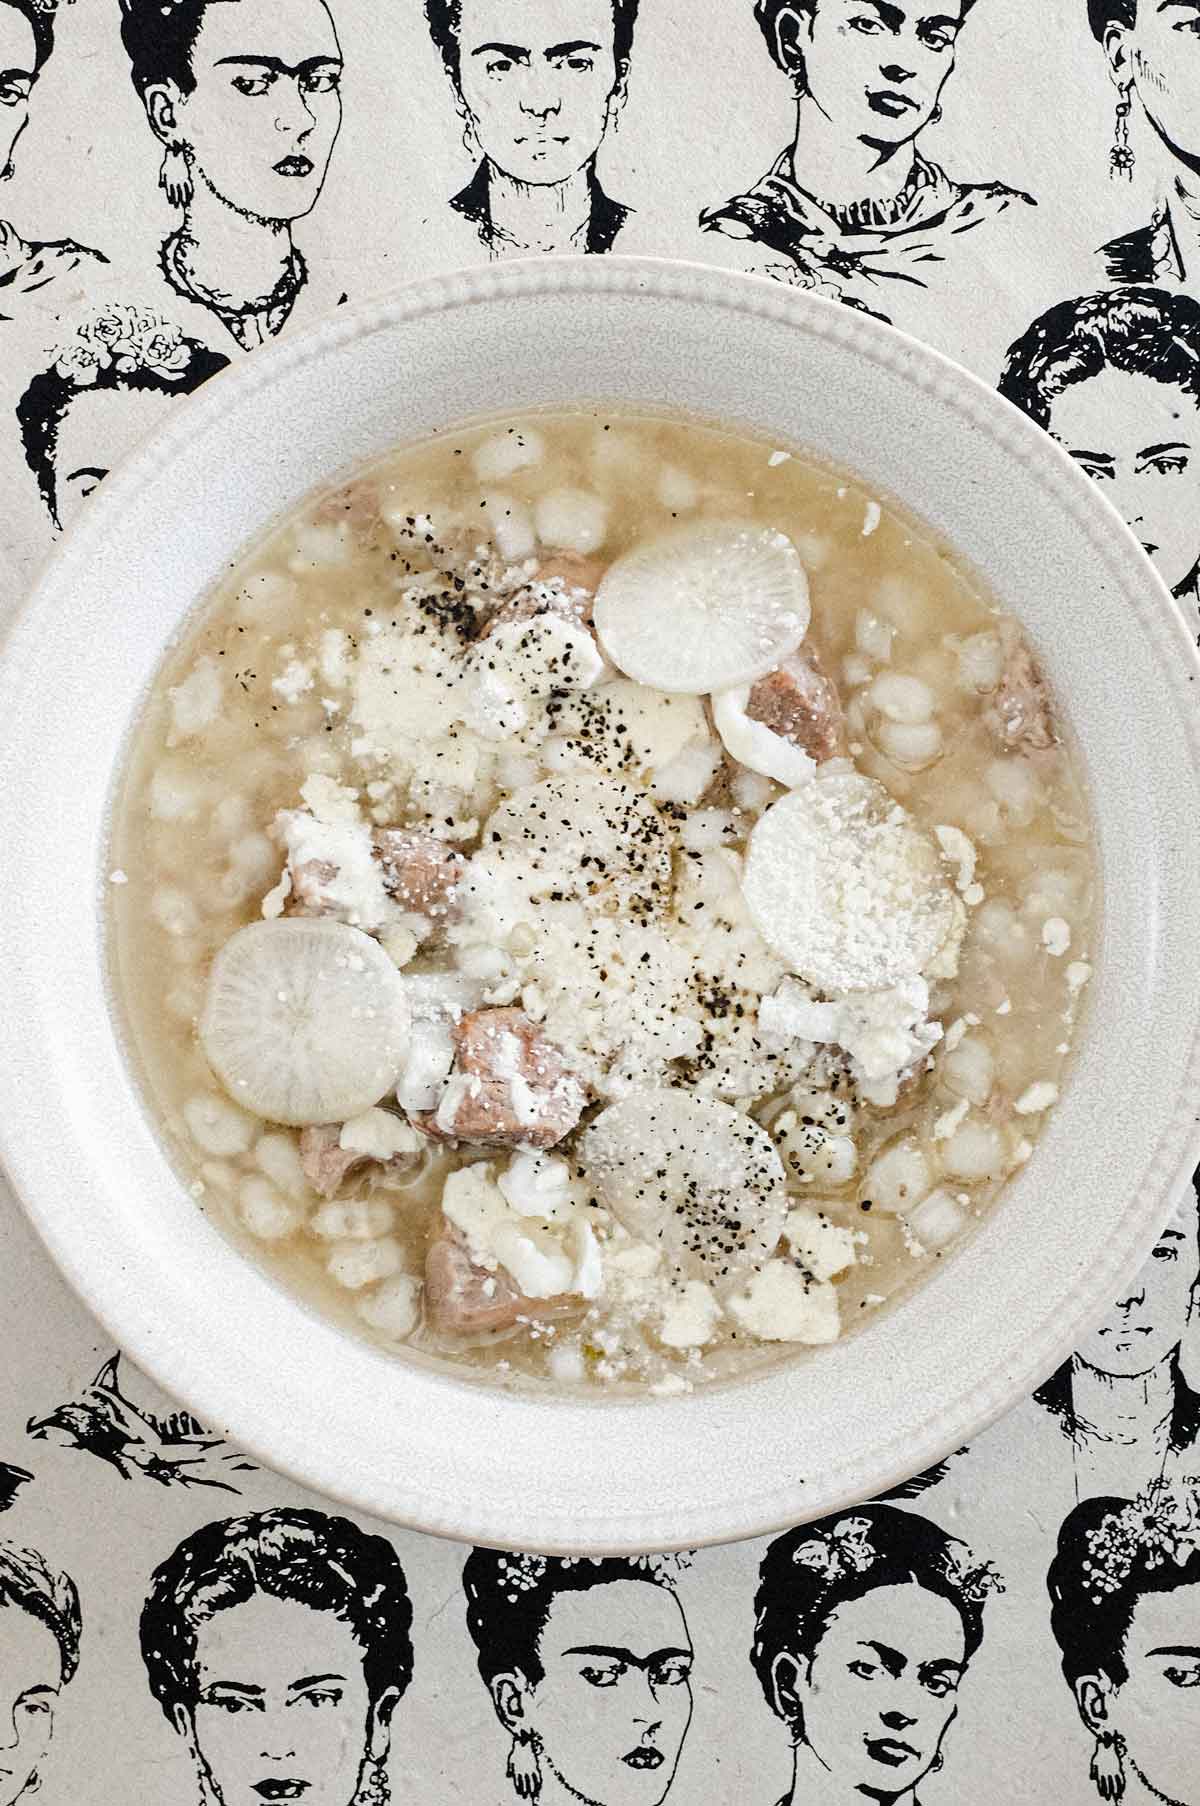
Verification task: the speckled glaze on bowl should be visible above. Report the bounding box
[1,257,1199,1555]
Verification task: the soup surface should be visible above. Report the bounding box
[110,411,1095,1394]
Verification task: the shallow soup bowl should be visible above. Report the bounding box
[2,257,1200,1554]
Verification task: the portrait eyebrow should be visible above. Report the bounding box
[858,1639,905,1677]
[859,0,905,25]
[1064,447,1116,464]
[64,466,108,484]
[213,54,344,74]
[469,41,531,61]
[1140,441,1192,457]
[289,1672,347,1690]
[546,38,604,56]
[0,64,34,82]
[1158,1,1200,15]
[1148,1644,1200,1657]
[564,1644,692,1663]
[197,1680,265,1698]
[920,1657,965,1679]
[18,1683,59,1701]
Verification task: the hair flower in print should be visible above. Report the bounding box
[492,1550,691,1603]
[51,337,108,386]
[1080,1480,1200,1602]
[49,308,193,388]
[941,1553,1005,1606]
[792,1515,876,1582]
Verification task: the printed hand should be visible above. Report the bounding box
[26,1354,257,1491]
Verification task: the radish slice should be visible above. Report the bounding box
[579,1091,787,1286]
[200,919,410,1126]
[742,771,958,992]
[593,521,809,694]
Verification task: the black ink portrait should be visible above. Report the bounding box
[752,1505,1002,1806]
[461,1549,694,1806]
[999,287,1200,624]
[700,0,1032,321]
[0,0,106,320]
[424,0,638,256]
[16,308,229,532]
[1031,1181,1200,1500]
[118,0,343,350]
[140,1508,412,1806]
[1090,0,1200,289]
[0,1541,82,1806]
[0,1470,31,1515]
[1048,1481,1200,1806]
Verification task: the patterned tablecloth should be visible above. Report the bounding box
[2,2,1198,1802]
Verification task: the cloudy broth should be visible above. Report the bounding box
[109,409,1095,1395]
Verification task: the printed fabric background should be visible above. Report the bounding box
[2,1,1200,1801]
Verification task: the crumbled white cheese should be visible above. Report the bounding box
[726,1263,840,1344]
[659,1281,721,1349]
[760,974,941,1107]
[442,1161,596,1298]
[109,868,128,886]
[783,1208,856,1281]
[467,613,603,740]
[935,824,978,896]
[338,1108,422,1160]
[1067,961,1092,993]
[271,787,398,934]
[862,500,882,537]
[498,1150,580,1221]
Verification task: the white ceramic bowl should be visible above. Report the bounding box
[2,257,1200,1554]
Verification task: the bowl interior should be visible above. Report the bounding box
[1,257,1199,1553]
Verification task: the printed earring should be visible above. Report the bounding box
[1091,1730,1126,1803]
[507,1730,542,1801]
[159,140,193,209]
[931,102,943,123]
[358,1754,390,1806]
[1111,86,1135,180]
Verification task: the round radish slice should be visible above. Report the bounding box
[579,1091,787,1286]
[742,771,958,992]
[593,521,809,694]
[200,919,410,1127]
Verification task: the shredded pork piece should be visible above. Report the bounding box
[983,621,1058,754]
[746,640,847,764]
[416,1008,586,1149]
[373,828,465,919]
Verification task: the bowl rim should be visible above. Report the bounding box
[2,253,1200,1553]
